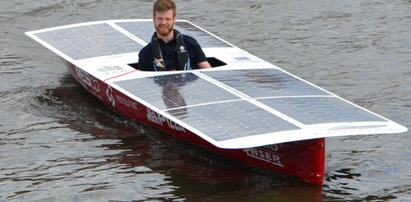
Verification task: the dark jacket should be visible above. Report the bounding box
[138,34,207,71]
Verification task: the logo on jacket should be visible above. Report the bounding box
[179,45,186,52]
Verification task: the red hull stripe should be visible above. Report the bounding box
[103,69,139,82]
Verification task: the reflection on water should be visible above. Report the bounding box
[155,74,197,117]
[161,81,187,109]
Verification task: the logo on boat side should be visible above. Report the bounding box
[106,87,115,107]
[146,108,185,133]
[243,146,284,167]
[106,87,138,110]
[75,67,100,93]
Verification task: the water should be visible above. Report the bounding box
[1,0,410,201]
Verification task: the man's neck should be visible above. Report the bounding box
[157,30,174,43]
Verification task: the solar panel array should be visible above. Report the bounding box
[115,69,386,142]
[33,21,230,61]
[203,69,385,124]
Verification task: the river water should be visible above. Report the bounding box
[1,0,410,201]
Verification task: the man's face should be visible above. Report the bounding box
[154,9,176,37]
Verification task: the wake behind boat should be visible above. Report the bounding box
[26,19,407,185]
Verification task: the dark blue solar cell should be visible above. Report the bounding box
[203,69,330,98]
[259,97,386,124]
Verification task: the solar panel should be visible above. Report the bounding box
[203,69,330,98]
[168,100,300,141]
[114,73,240,111]
[115,21,154,43]
[34,23,142,60]
[175,21,230,48]
[258,97,385,125]
[115,21,231,48]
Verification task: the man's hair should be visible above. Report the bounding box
[153,0,176,17]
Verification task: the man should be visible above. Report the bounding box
[138,0,211,71]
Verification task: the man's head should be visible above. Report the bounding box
[153,0,176,37]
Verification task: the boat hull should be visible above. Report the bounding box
[67,62,325,186]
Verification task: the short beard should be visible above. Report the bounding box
[155,24,174,37]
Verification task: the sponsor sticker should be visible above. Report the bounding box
[147,108,185,133]
[75,67,100,93]
[243,146,284,167]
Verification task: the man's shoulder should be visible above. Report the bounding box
[182,34,200,45]
[138,43,152,56]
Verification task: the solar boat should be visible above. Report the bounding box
[26,19,407,185]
